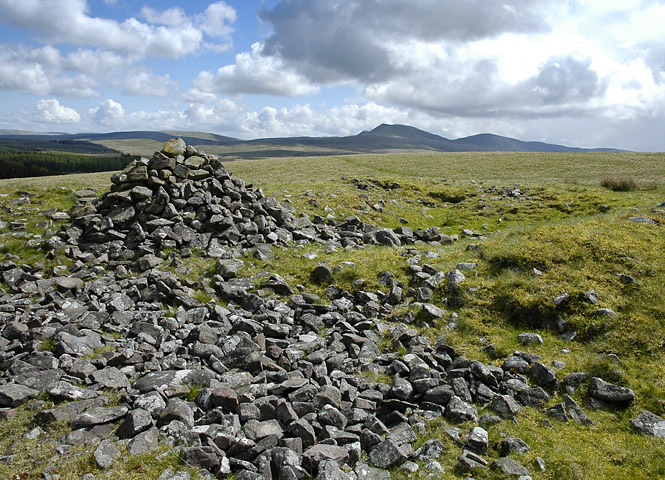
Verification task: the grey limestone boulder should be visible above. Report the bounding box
[0,384,39,407]
[312,264,333,284]
[91,367,130,389]
[589,377,635,405]
[375,228,401,247]
[446,269,466,292]
[563,394,593,425]
[117,408,153,438]
[354,462,392,480]
[127,426,160,455]
[94,439,121,469]
[414,438,446,460]
[446,396,478,424]
[418,303,445,322]
[56,330,103,357]
[243,419,284,441]
[69,405,129,429]
[157,398,194,428]
[517,333,543,346]
[491,394,521,419]
[491,457,529,476]
[303,444,350,474]
[316,459,352,480]
[157,470,190,480]
[456,450,488,473]
[369,438,408,469]
[516,386,549,408]
[180,445,220,471]
[631,410,665,438]
[501,437,530,455]
[216,258,245,280]
[162,137,187,157]
[530,362,557,387]
[465,426,488,454]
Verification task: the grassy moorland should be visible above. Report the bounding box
[0,150,664,479]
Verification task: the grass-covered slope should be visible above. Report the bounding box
[0,151,664,479]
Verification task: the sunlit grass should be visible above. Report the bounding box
[0,150,664,479]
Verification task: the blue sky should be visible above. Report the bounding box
[1,0,665,151]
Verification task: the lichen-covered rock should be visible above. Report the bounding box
[631,410,665,438]
[162,137,187,157]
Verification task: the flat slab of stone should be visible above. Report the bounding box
[0,384,39,407]
[46,381,99,401]
[354,462,391,480]
[589,377,635,404]
[57,276,84,292]
[491,457,529,476]
[133,370,191,393]
[15,369,63,391]
[36,398,107,424]
[70,405,129,429]
[56,330,103,357]
[243,419,284,441]
[91,367,130,389]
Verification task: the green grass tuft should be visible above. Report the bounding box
[601,175,638,191]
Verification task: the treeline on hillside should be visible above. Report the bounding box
[0,152,139,179]
[0,138,119,154]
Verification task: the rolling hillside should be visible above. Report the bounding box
[0,124,626,159]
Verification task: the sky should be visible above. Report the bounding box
[1,1,665,151]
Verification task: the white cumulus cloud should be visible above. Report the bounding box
[140,6,189,27]
[193,42,319,97]
[123,71,173,97]
[34,98,80,123]
[89,98,124,126]
[200,2,237,38]
[0,0,236,59]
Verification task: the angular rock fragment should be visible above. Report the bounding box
[0,384,39,407]
[491,457,529,476]
[94,439,120,469]
[70,405,129,429]
[631,410,665,438]
[369,438,408,469]
[589,377,635,406]
[303,444,350,474]
[128,427,160,455]
[465,427,488,454]
[491,394,521,419]
[445,396,478,423]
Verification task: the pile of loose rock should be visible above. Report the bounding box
[0,139,660,479]
[48,138,455,276]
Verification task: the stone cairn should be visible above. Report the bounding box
[0,138,648,479]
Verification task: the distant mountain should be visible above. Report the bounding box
[0,129,63,136]
[0,124,626,158]
[451,133,619,153]
[245,124,624,154]
[62,131,239,147]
